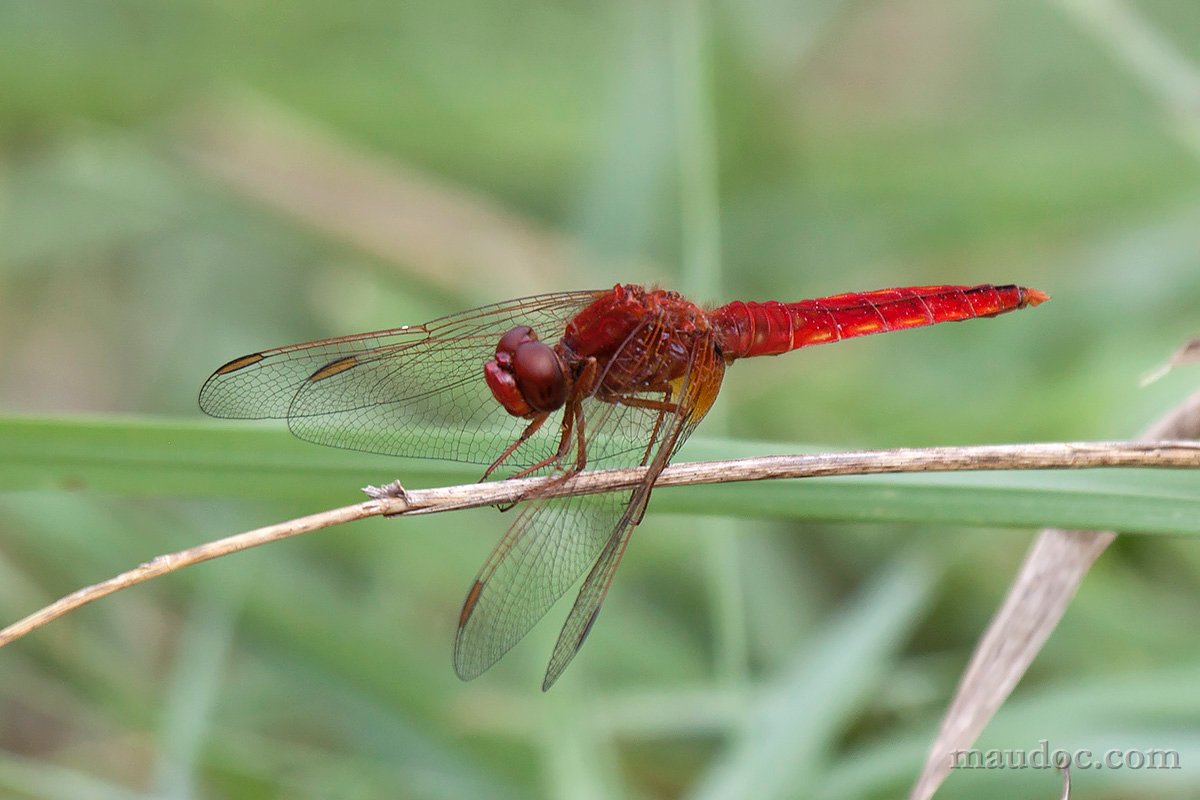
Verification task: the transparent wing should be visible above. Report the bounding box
[198,290,605,466]
[541,337,724,690]
[453,318,727,685]
[452,394,664,680]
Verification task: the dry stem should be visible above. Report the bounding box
[1,440,1197,649]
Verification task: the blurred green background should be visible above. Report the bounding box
[3,0,1200,798]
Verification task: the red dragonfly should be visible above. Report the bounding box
[200,283,1047,689]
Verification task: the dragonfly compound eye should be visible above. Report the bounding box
[496,325,537,356]
[511,341,567,412]
[484,326,566,417]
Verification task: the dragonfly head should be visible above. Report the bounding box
[485,325,568,417]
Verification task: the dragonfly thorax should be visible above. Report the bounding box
[484,325,569,417]
[564,284,709,397]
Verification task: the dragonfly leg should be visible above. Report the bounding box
[487,400,579,511]
[598,381,682,466]
[567,358,601,474]
[620,388,678,466]
[481,359,599,512]
[501,402,577,483]
[502,357,599,480]
[615,395,679,414]
[574,398,589,471]
[481,411,552,482]
[604,376,681,414]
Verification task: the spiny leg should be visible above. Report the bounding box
[481,411,552,482]
[507,358,600,497]
[481,358,601,513]
[526,357,601,481]
[481,406,575,513]
[571,394,590,473]
[494,358,600,481]
[611,386,680,466]
[488,395,592,513]
[505,401,578,481]
[616,393,679,414]
[566,358,601,474]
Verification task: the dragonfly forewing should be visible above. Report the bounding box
[198,290,604,467]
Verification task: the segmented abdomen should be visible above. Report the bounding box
[710,284,1048,359]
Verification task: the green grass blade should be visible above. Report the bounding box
[3,415,1199,535]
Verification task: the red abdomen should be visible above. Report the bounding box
[710,284,1048,360]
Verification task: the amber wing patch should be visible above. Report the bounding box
[307,355,359,382]
[214,352,266,375]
